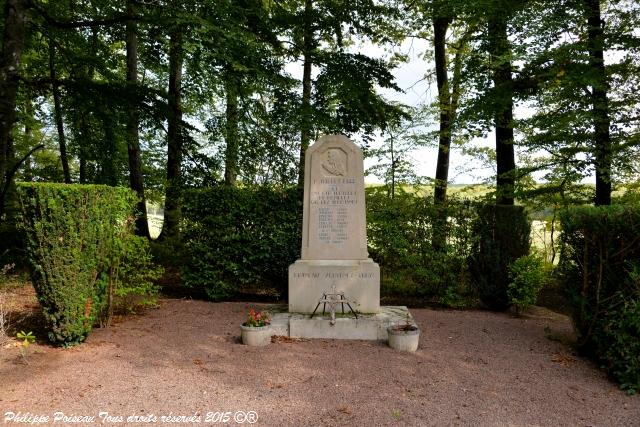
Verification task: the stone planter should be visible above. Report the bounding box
[387,325,420,352]
[240,324,272,346]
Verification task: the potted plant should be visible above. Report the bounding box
[240,308,272,346]
[387,315,420,352]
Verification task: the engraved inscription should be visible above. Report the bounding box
[323,272,374,279]
[318,207,332,242]
[310,177,359,245]
[292,271,374,279]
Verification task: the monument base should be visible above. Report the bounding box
[270,306,416,341]
[288,259,380,314]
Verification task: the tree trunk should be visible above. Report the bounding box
[0,0,27,218]
[431,15,453,252]
[433,16,453,205]
[390,131,395,199]
[126,0,150,237]
[224,74,239,186]
[99,109,118,186]
[78,27,99,184]
[298,0,313,187]
[23,99,33,181]
[49,41,71,184]
[78,114,88,183]
[488,12,516,205]
[586,0,611,206]
[160,28,184,239]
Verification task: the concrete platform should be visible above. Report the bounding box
[270,306,416,340]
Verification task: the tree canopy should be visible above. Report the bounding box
[1,0,639,226]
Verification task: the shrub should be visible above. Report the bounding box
[181,185,302,300]
[560,205,640,393]
[114,233,163,313]
[507,253,546,314]
[0,193,28,269]
[366,189,477,304]
[469,204,531,311]
[17,183,158,345]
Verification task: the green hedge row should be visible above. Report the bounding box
[366,189,478,305]
[181,186,531,308]
[17,183,161,346]
[560,205,640,394]
[181,186,302,300]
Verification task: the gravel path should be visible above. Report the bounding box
[1,299,638,426]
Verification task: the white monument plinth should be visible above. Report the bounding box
[288,135,380,314]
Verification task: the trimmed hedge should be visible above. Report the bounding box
[560,205,640,393]
[181,186,302,300]
[17,183,160,346]
[366,189,477,304]
[469,204,531,311]
[181,186,537,310]
[181,186,485,305]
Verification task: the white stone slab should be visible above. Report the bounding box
[301,135,368,260]
[289,316,379,340]
[285,306,415,340]
[270,312,290,337]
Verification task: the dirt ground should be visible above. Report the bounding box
[1,285,638,427]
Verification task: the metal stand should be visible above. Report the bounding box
[310,285,358,325]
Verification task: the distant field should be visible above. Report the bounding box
[367,182,640,202]
[366,183,492,199]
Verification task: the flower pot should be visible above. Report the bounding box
[387,325,420,352]
[240,324,272,346]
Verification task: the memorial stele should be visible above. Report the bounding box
[288,134,380,314]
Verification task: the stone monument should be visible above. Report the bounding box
[288,135,380,314]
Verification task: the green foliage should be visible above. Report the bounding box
[16,330,35,347]
[595,295,640,395]
[0,186,29,269]
[114,234,162,313]
[182,186,481,305]
[507,253,546,314]
[469,204,531,311]
[16,330,35,361]
[515,0,640,199]
[16,183,158,346]
[181,186,302,300]
[366,188,477,305]
[560,205,640,393]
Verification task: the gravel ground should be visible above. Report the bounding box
[1,296,638,427]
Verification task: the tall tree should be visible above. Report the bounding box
[487,4,517,205]
[280,0,407,185]
[515,0,640,205]
[49,41,71,183]
[431,13,474,205]
[223,74,239,186]
[160,17,185,238]
[585,0,611,205]
[125,0,150,237]
[0,0,27,217]
[432,14,453,204]
[297,0,314,186]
